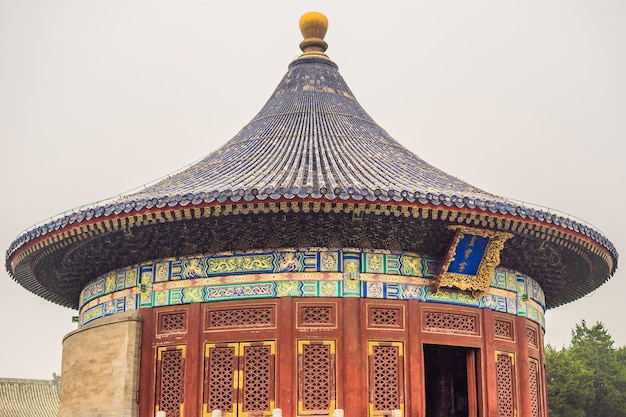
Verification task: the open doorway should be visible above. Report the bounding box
[423,344,479,417]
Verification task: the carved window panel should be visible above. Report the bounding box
[368,342,404,417]
[367,305,404,330]
[202,341,275,417]
[155,345,186,417]
[423,311,479,335]
[494,318,514,341]
[157,310,188,335]
[495,352,516,417]
[204,305,276,331]
[240,342,275,416]
[529,358,541,417]
[297,303,337,328]
[203,344,238,417]
[297,341,336,415]
[526,326,538,348]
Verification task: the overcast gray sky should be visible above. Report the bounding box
[1,0,624,379]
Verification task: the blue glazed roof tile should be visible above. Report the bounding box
[5,15,617,310]
[119,57,493,206]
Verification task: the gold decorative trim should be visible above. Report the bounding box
[434,225,513,297]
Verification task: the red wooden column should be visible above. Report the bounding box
[408,302,425,417]
[187,303,202,417]
[537,326,548,417]
[139,309,155,417]
[482,309,499,417]
[276,298,295,415]
[515,316,532,417]
[342,297,366,416]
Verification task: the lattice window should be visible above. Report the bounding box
[202,342,275,417]
[496,352,516,417]
[204,345,237,416]
[298,304,337,328]
[494,319,514,340]
[529,359,541,417]
[241,343,274,415]
[302,307,332,324]
[158,311,187,334]
[368,342,404,416]
[423,311,478,335]
[369,307,403,329]
[527,326,538,348]
[298,341,335,415]
[156,346,185,417]
[206,307,274,330]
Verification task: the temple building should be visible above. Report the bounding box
[6,11,618,417]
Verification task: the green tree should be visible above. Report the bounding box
[545,344,593,417]
[546,321,626,417]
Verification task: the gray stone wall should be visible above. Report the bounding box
[59,310,142,417]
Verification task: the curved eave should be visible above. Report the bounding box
[6,196,617,309]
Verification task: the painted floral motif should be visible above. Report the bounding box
[368,254,383,273]
[344,260,359,276]
[155,291,169,306]
[105,274,116,293]
[321,282,338,296]
[126,269,136,288]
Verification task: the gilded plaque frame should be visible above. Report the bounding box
[434,225,513,297]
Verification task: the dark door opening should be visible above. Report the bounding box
[423,344,478,417]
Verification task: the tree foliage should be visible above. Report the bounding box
[546,321,626,417]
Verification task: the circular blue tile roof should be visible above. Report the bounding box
[5,14,618,309]
[124,56,496,206]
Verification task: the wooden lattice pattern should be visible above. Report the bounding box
[205,346,236,414]
[371,308,400,327]
[527,326,538,348]
[371,345,401,412]
[158,312,187,333]
[494,319,513,340]
[496,354,515,417]
[242,345,272,413]
[302,306,332,324]
[300,343,333,412]
[423,312,478,335]
[207,307,273,329]
[529,360,540,417]
[158,349,185,417]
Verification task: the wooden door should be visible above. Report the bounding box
[203,341,276,417]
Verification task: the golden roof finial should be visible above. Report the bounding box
[299,12,329,58]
